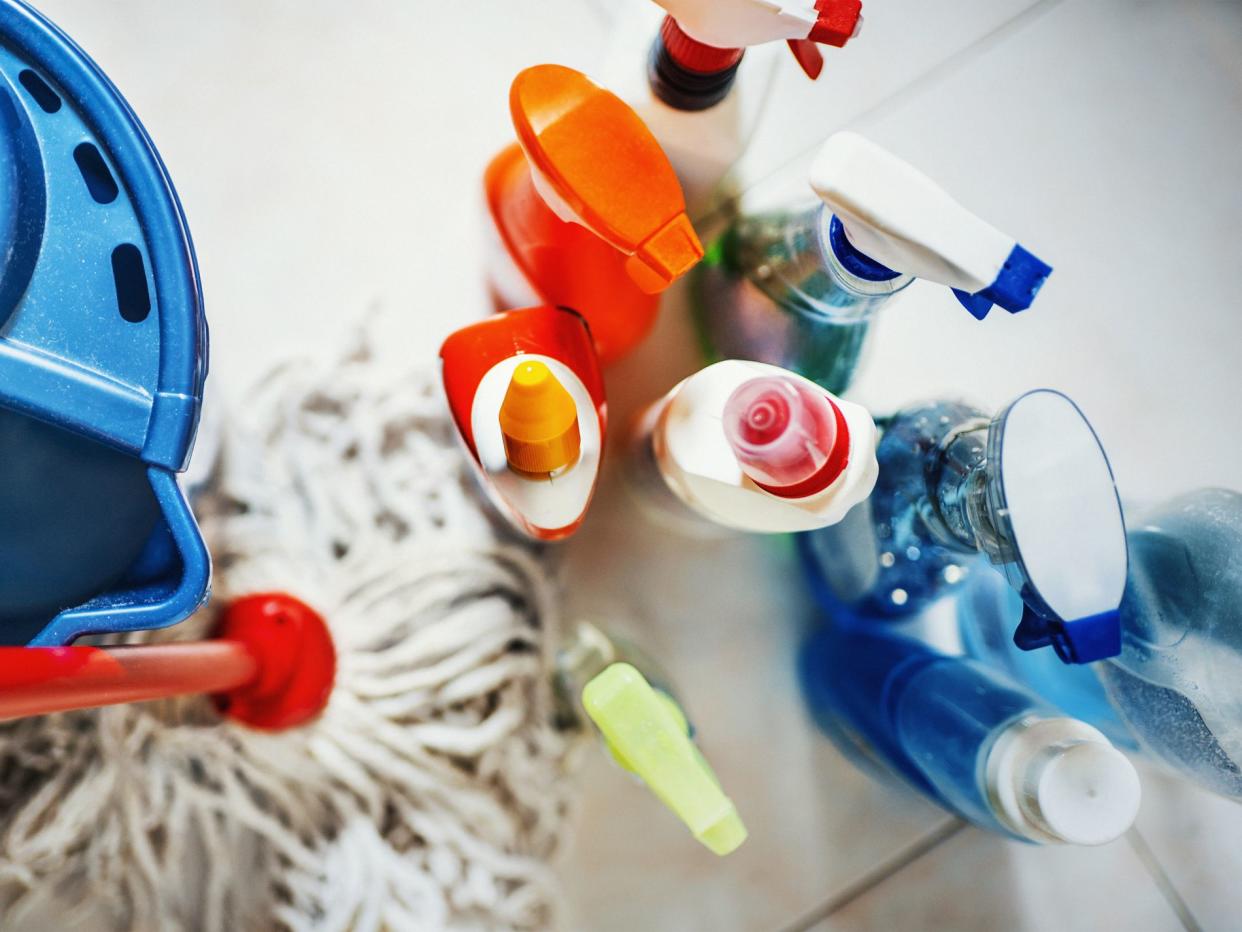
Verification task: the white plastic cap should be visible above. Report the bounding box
[810,132,1051,315]
[986,717,1141,846]
[652,0,859,48]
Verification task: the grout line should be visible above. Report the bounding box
[692,0,1069,229]
[1125,827,1205,932]
[777,818,968,932]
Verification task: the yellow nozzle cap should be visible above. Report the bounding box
[499,360,581,477]
[582,663,748,857]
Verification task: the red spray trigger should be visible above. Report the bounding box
[811,0,863,47]
[787,0,862,78]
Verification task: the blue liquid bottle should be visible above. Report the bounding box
[960,489,1242,799]
[692,131,1052,394]
[801,623,1141,845]
[802,389,1129,665]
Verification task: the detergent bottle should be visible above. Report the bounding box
[484,64,702,366]
[0,0,210,645]
[599,0,863,220]
[625,359,877,535]
[801,622,1141,845]
[801,389,1128,666]
[554,620,747,855]
[692,131,1052,394]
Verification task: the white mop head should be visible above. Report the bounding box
[0,322,574,930]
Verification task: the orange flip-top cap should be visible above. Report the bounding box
[510,64,703,294]
[500,360,582,477]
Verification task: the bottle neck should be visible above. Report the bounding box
[725,203,912,318]
[922,419,1011,562]
[648,17,744,112]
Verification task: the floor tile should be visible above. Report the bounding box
[806,827,1184,932]
[1133,769,1242,932]
[556,495,945,931]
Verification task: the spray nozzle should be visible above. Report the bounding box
[652,0,863,79]
[510,65,702,293]
[810,131,1052,319]
[583,662,747,856]
[722,376,849,498]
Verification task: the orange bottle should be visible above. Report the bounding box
[484,65,704,366]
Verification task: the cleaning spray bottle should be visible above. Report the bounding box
[0,0,210,645]
[692,131,1053,394]
[625,359,878,535]
[440,306,607,542]
[484,64,703,366]
[800,622,1141,845]
[554,620,747,855]
[600,0,863,220]
[801,389,1128,665]
[959,488,1242,800]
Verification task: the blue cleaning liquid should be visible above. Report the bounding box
[802,401,983,619]
[957,566,1136,749]
[958,489,1242,799]
[1099,490,1242,798]
[801,622,1057,840]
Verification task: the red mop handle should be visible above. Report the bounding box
[0,642,258,720]
[0,593,335,731]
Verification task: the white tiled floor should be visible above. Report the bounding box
[27,0,1242,929]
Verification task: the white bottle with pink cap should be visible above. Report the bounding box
[625,359,878,534]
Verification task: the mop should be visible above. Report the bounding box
[0,320,575,931]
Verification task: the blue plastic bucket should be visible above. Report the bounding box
[0,0,210,644]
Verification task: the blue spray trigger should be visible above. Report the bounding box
[952,288,993,320]
[1013,603,1121,665]
[952,245,1052,320]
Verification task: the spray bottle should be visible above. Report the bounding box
[801,622,1141,845]
[440,306,607,542]
[692,132,1053,394]
[801,389,1128,666]
[625,359,878,535]
[960,488,1242,800]
[484,64,703,366]
[600,0,863,220]
[554,620,747,855]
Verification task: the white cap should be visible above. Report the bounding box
[809,132,1051,317]
[652,0,861,49]
[986,717,1141,846]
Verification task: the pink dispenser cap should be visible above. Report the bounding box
[723,377,850,499]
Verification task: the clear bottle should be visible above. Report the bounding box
[693,206,908,394]
[692,132,1052,394]
[959,489,1242,799]
[802,389,1129,665]
[801,623,1141,845]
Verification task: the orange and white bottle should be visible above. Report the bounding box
[484,64,703,366]
[440,305,607,541]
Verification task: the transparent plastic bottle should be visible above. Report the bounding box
[690,132,1051,394]
[960,489,1242,799]
[801,623,1141,845]
[802,390,1129,666]
[692,205,910,395]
